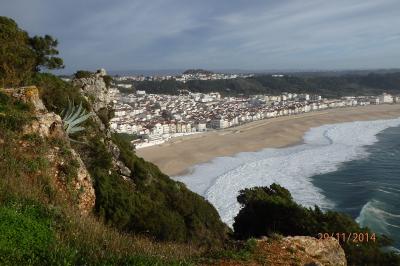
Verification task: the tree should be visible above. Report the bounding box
[0,16,63,87]
[29,35,64,71]
[0,16,36,87]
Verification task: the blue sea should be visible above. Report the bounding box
[174,117,400,249]
[312,125,400,249]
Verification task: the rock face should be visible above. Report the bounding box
[72,69,132,179]
[23,112,65,138]
[105,139,132,178]
[254,236,347,266]
[212,236,347,265]
[282,236,347,266]
[72,69,111,112]
[69,149,96,214]
[3,86,46,111]
[5,86,96,215]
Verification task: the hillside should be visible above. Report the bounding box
[130,72,400,97]
[0,75,350,266]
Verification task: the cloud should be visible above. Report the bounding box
[1,0,399,73]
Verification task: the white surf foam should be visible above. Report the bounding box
[174,117,400,227]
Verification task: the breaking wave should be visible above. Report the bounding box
[174,117,400,227]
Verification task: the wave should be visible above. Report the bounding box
[356,200,400,236]
[174,117,400,227]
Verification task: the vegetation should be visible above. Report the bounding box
[0,16,63,87]
[102,75,112,88]
[113,132,138,143]
[96,106,114,128]
[72,127,229,246]
[74,70,94,79]
[0,91,199,265]
[29,35,64,71]
[61,99,93,136]
[73,70,112,88]
[33,72,90,114]
[233,184,400,266]
[128,72,400,98]
[183,69,214,75]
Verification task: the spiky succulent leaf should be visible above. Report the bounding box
[66,112,93,131]
[68,102,83,122]
[68,126,86,134]
[61,99,94,136]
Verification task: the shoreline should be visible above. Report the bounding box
[136,104,400,176]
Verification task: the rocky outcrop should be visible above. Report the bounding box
[4,86,65,138]
[3,86,46,112]
[72,69,132,179]
[69,149,96,214]
[23,112,65,138]
[72,68,111,112]
[5,86,96,215]
[281,236,346,266]
[105,139,132,178]
[215,236,347,265]
[255,236,347,266]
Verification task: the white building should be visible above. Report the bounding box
[379,93,393,104]
[210,118,228,129]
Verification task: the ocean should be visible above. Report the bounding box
[312,124,400,249]
[174,117,400,249]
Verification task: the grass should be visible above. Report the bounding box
[0,200,55,265]
[202,238,258,263]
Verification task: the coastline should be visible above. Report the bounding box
[137,104,400,176]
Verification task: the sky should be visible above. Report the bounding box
[1,0,400,74]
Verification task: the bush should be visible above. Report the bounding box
[74,70,93,79]
[33,72,89,115]
[102,75,112,88]
[96,106,114,127]
[73,132,229,247]
[233,184,400,265]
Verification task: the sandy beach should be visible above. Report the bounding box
[137,104,400,176]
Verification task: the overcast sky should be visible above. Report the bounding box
[1,0,400,73]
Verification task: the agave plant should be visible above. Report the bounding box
[61,99,94,136]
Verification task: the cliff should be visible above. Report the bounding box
[0,82,346,265]
[3,86,95,215]
[72,68,111,112]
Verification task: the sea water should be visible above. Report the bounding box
[174,117,400,248]
[311,124,400,249]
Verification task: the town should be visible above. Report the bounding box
[114,69,253,83]
[108,83,399,149]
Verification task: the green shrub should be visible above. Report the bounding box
[102,75,112,88]
[96,106,114,127]
[33,72,89,115]
[74,70,93,79]
[70,131,228,246]
[233,184,400,265]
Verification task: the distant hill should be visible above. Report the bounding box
[183,69,214,75]
[130,71,400,98]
